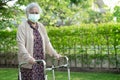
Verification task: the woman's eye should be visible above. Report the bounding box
[35,12,39,14]
[30,12,39,14]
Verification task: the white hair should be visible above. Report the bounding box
[25,2,42,16]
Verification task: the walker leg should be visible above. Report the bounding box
[19,66,22,80]
[67,67,70,80]
[45,75,48,80]
[52,65,55,80]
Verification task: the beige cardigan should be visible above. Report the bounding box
[17,21,57,69]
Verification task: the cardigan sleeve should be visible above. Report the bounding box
[17,24,33,63]
[40,23,58,57]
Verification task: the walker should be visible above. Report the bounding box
[18,56,70,80]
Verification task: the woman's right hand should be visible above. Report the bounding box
[28,57,36,64]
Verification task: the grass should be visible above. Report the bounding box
[0,68,120,80]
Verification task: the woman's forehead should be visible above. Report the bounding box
[30,7,39,12]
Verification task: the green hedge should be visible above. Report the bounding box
[0,23,120,54]
[1,23,120,67]
[47,23,120,67]
[0,29,17,53]
[47,23,120,52]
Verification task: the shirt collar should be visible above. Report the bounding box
[27,20,38,30]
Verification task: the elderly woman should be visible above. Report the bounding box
[17,2,61,80]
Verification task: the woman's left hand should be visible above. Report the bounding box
[55,53,62,59]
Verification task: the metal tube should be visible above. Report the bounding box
[18,60,46,80]
[52,56,71,80]
[18,67,22,80]
[52,65,55,80]
[67,66,71,80]
[65,56,71,80]
[18,62,27,80]
[18,56,70,80]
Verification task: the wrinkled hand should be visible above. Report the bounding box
[28,57,36,64]
[54,53,62,60]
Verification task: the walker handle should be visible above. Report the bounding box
[19,60,46,67]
